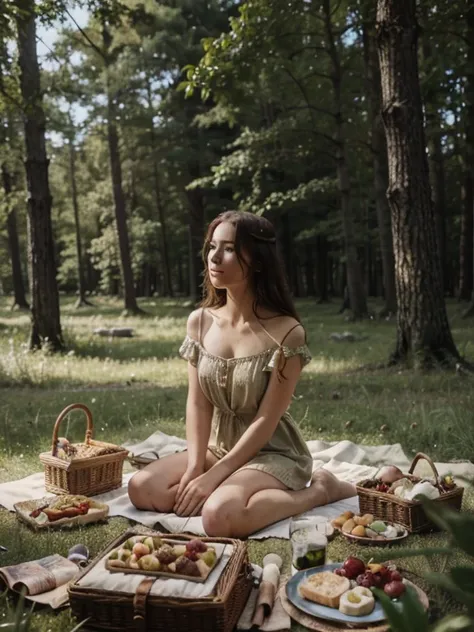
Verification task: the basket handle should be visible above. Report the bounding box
[51,403,93,455]
[408,452,441,483]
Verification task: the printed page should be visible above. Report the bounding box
[0,555,78,596]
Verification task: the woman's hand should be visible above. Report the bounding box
[173,468,223,517]
[175,465,203,509]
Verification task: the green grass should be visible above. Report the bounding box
[0,295,473,630]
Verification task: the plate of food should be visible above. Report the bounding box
[331,511,409,546]
[105,535,222,583]
[14,495,109,530]
[286,558,428,625]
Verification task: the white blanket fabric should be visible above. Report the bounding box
[0,431,471,540]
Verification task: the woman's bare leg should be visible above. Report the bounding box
[128,450,218,512]
[202,469,355,538]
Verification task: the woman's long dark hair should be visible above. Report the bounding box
[200,211,300,322]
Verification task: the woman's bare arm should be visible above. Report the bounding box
[183,310,213,472]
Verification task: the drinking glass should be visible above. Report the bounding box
[290,517,327,572]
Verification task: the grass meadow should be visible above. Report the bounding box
[0,295,473,630]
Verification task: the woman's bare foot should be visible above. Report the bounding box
[310,469,356,505]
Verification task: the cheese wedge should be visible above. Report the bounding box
[339,587,375,616]
[299,571,350,608]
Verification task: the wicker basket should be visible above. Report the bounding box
[68,528,254,632]
[39,403,128,496]
[356,452,464,533]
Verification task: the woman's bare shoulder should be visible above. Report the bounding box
[261,314,306,346]
[186,308,204,340]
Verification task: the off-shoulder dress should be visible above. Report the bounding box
[179,310,313,491]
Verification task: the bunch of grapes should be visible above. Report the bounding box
[356,568,405,597]
[184,539,208,561]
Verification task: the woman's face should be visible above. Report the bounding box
[207,222,250,289]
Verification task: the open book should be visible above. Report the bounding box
[0,554,80,609]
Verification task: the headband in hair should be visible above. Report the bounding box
[250,228,276,243]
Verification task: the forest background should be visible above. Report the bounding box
[1,0,473,351]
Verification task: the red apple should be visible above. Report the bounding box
[342,556,366,579]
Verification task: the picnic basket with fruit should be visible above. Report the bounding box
[356,452,463,533]
[68,529,253,632]
[106,535,220,582]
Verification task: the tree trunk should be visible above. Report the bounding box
[177,258,184,295]
[327,255,335,296]
[106,114,141,313]
[293,255,303,298]
[421,34,448,296]
[316,235,329,302]
[365,235,376,297]
[458,172,473,300]
[152,161,173,297]
[68,136,91,308]
[363,22,397,317]
[1,162,29,310]
[376,0,462,368]
[426,112,447,294]
[186,188,205,303]
[279,212,295,294]
[102,25,141,315]
[16,0,63,350]
[462,5,474,318]
[304,244,316,296]
[146,78,173,297]
[323,0,368,320]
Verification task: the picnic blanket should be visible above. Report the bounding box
[0,431,472,539]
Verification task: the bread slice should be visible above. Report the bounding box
[299,571,351,608]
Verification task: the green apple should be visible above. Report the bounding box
[108,550,119,560]
[199,550,217,568]
[138,554,161,572]
[123,538,136,551]
[118,548,132,562]
[143,537,155,551]
[196,559,210,578]
[152,536,164,549]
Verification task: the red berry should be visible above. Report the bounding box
[384,581,406,599]
[371,572,384,588]
[357,572,375,588]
